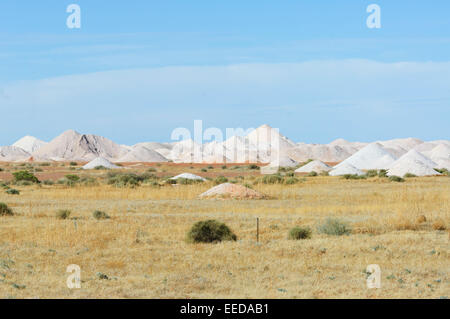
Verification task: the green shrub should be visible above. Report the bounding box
[42,180,54,185]
[177,178,202,185]
[248,164,259,170]
[342,174,366,180]
[15,180,33,186]
[288,226,312,240]
[94,166,108,170]
[107,173,141,187]
[285,177,299,185]
[186,220,237,243]
[12,171,40,183]
[404,173,417,178]
[307,171,318,177]
[366,170,378,178]
[147,168,157,172]
[285,172,295,177]
[200,168,207,172]
[6,189,20,195]
[261,174,284,184]
[214,176,229,185]
[378,169,388,178]
[69,162,78,166]
[79,176,98,186]
[39,163,51,167]
[317,218,351,236]
[65,174,80,182]
[222,165,227,169]
[207,166,214,169]
[389,175,405,183]
[0,203,14,216]
[56,209,71,220]
[93,210,110,220]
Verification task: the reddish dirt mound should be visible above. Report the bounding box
[199,183,266,199]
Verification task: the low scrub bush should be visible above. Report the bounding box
[261,174,284,184]
[177,178,203,185]
[12,171,40,184]
[307,171,318,177]
[214,176,229,185]
[404,173,417,178]
[0,203,14,216]
[106,172,155,187]
[93,210,110,220]
[342,174,366,180]
[288,226,312,240]
[186,220,237,243]
[432,219,446,231]
[378,169,388,178]
[248,164,259,170]
[56,209,71,220]
[317,218,351,236]
[366,170,378,178]
[389,176,405,183]
[6,189,20,195]
[285,177,299,185]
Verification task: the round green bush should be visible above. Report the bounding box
[93,210,110,220]
[288,226,312,240]
[12,171,40,184]
[214,176,228,185]
[187,220,237,243]
[0,203,14,216]
[261,174,284,184]
[56,209,71,220]
[389,175,405,183]
[6,189,20,195]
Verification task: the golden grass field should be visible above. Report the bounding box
[0,163,448,299]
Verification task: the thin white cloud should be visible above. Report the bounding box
[0,59,449,145]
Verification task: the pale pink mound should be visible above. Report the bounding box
[199,183,266,199]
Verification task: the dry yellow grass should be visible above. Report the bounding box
[0,172,448,299]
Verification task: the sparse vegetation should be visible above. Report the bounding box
[56,209,71,219]
[342,174,366,180]
[214,176,228,185]
[12,171,40,184]
[366,170,378,178]
[93,210,110,220]
[0,162,447,299]
[0,203,14,216]
[389,175,405,183]
[378,169,388,178]
[317,218,351,236]
[6,188,20,195]
[261,174,284,184]
[288,226,312,240]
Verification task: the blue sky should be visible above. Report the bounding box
[0,1,449,145]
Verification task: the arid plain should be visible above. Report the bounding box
[0,162,448,299]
